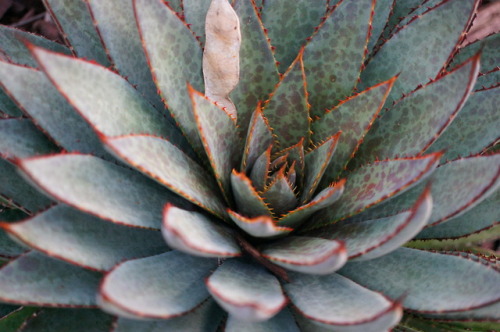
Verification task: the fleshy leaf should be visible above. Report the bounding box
[0,89,22,117]
[340,247,500,313]
[304,0,374,117]
[104,134,226,218]
[301,133,341,203]
[416,190,499,240]
[241,105,274,172]
[99,251,216,319]
[0,251,100,307]
[0,158,52,213]
[450,33,499,74]
[250,146,272,192]
[427,87,500,160]
[261,236,347,275]
[30,46,188,151]
[423,155,500,227]
[0,209,29,258]
[421,300,500,321]
[312,77,396,182]
[0,25,70,67]
[366,0,393,52]
[306,186,432,260]
[274,139,306,187]
[0,119,58,159]
[183,0,211,44]
[261,0,326,72]
[232,0,280,133]
[3,205,169,271]
[227,210,292,238]
[279,180,345,229]
[134,0,205,154]
[285,272,402,331]
[18,154,189,229]
[206,259,287,322]
[263,51,310,151]
[262,168,298,217]
[86,0,165,110]
[356,55,479,164]
[190,87,242,199]
[309,154,441,229]
[231,170,273,218]
[162,204,240,258]
[0,61,107,156]
[203,0,241,117]
[360,0,477,104]
[19,309,113,332]
[43,0,110,66]
[114,300,224,332]
[226,307,300,332]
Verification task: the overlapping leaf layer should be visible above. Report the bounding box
[0,0,498,330]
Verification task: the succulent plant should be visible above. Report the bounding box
[0,0,499,330]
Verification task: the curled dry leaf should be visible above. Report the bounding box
[203,0,241,118]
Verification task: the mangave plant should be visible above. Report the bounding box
[0,0,499,331]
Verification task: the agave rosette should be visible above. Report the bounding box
[0,0,499,330]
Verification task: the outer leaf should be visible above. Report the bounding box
[0,119,58,159]
[203,0,241,117]
[450,33,499,74]
[232,0,280,133]
[304,0,374,117]
[183,0,211,43]
[162,204,240,258]
[0,307,37,332]
[86,0,165,110]
[0,61,107,156]
[261,0,326,72]
[340,247,500,313]
[0,209,28,258]
[206,259,287,322]
[285,272,402,331]
[43,0,110,66]
[0,252,100,307]
[263,52,310,151]
[231,170,273,218]
[3,205,169,271]
[356,55,479,164]
[30,46,188,150]
[0,158,52,213]
[0,25,70,67]
[20,309,113,332]
[361,0,477,104]
[306,187,432,260]
[0,89,22,117]
[422,300,500,321]
[278,180,345,229]
[312,76,396,182]
[114,300,224,332]
[18,154,189,229]
[366,0,393,52]
[226,307,300,332]
[134,0,205,154]
[416,190,499,239]
[301,132,341,203]
[105,134,226,218]
[241,105,274,172]
[423,155,500,226]
[99,251,216,319]
[261,236,347,275]
[190,87,241,199]
[309,154,441,228]
[427,87,500,160]
[227,210,292,238]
